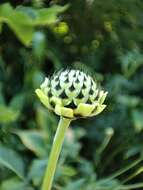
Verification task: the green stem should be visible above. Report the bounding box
[41,117,71,190]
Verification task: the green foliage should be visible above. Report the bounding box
[0,3,68,46]
[1,177,34,190]
[16,130,47,157]
[0,146,24,179]
[0,0,143,189]
[0,105,19,123]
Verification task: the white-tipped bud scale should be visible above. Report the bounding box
[35,69,108,119]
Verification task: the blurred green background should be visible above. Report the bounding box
[0,0,143,190]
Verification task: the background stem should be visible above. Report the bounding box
[41,117,71,190]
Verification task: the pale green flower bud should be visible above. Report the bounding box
[35,69,107,119]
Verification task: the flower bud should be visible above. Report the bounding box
[35,69,107,119]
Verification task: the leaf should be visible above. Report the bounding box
[0,22,2,32]
[32,32,46,60]
[0,146,24,179]
[125,146,142,159]
[10,93,25,111]
[36,106,56,133]
[123,166,143,183]
[7,19,34,46]
[107,158,142,180]
[120,49,143,78]
[16,130,47,157]
[94,178,123,190]
[117,95,140,108]
[34,5,69,25]
[1,177,34,190]
[59,165,77,177]
[132,110,143,132]
[16,4,69,25]
[0,93,5,105]
[78,159,96,177]
[0,105,19,124]
[0,3,68,46]
[0,3,33,46]
[28,159,47,186]
[63,179,85,190]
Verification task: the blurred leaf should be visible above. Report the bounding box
[0,93,5,105]
[119,183,143,190]
[108,158,142,180]
[120,49,143,78]
[1,177,34,190]
[28,159,47,186]
[10,93,25,111]
[123,166,143,184]
[33,5,69,25]
[79,159,96,178]
[117,95,140,108]
[95,127,114,166]
[36,106,49,130]
[125,146,142,159]
[0,23,2,32]
[16,130,47,157]
[63,179,85,190]
[63,138,81,160]
[132,110,143,132]
[0,105,19,124]
[16,4,69,25]
[60,165,77,177]
[32,32,46,60]
[94,178,123,190]
[0,3,68,46]
[73,127,86,139]
[36,106,57,133]
[0,146,24,179]
[32,70,45,89]
[46,49,62,70]
[0,3,34,46]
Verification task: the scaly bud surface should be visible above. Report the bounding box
[35,69,107,119]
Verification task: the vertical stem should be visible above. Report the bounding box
[41,117,71,190]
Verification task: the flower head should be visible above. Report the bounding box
[35,69,107,119]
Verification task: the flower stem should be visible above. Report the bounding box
[41,117,71,190]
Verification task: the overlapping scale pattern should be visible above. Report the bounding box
[48,70,97,107]
[36,69,107,119]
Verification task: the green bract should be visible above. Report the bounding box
[35,69,107,119]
